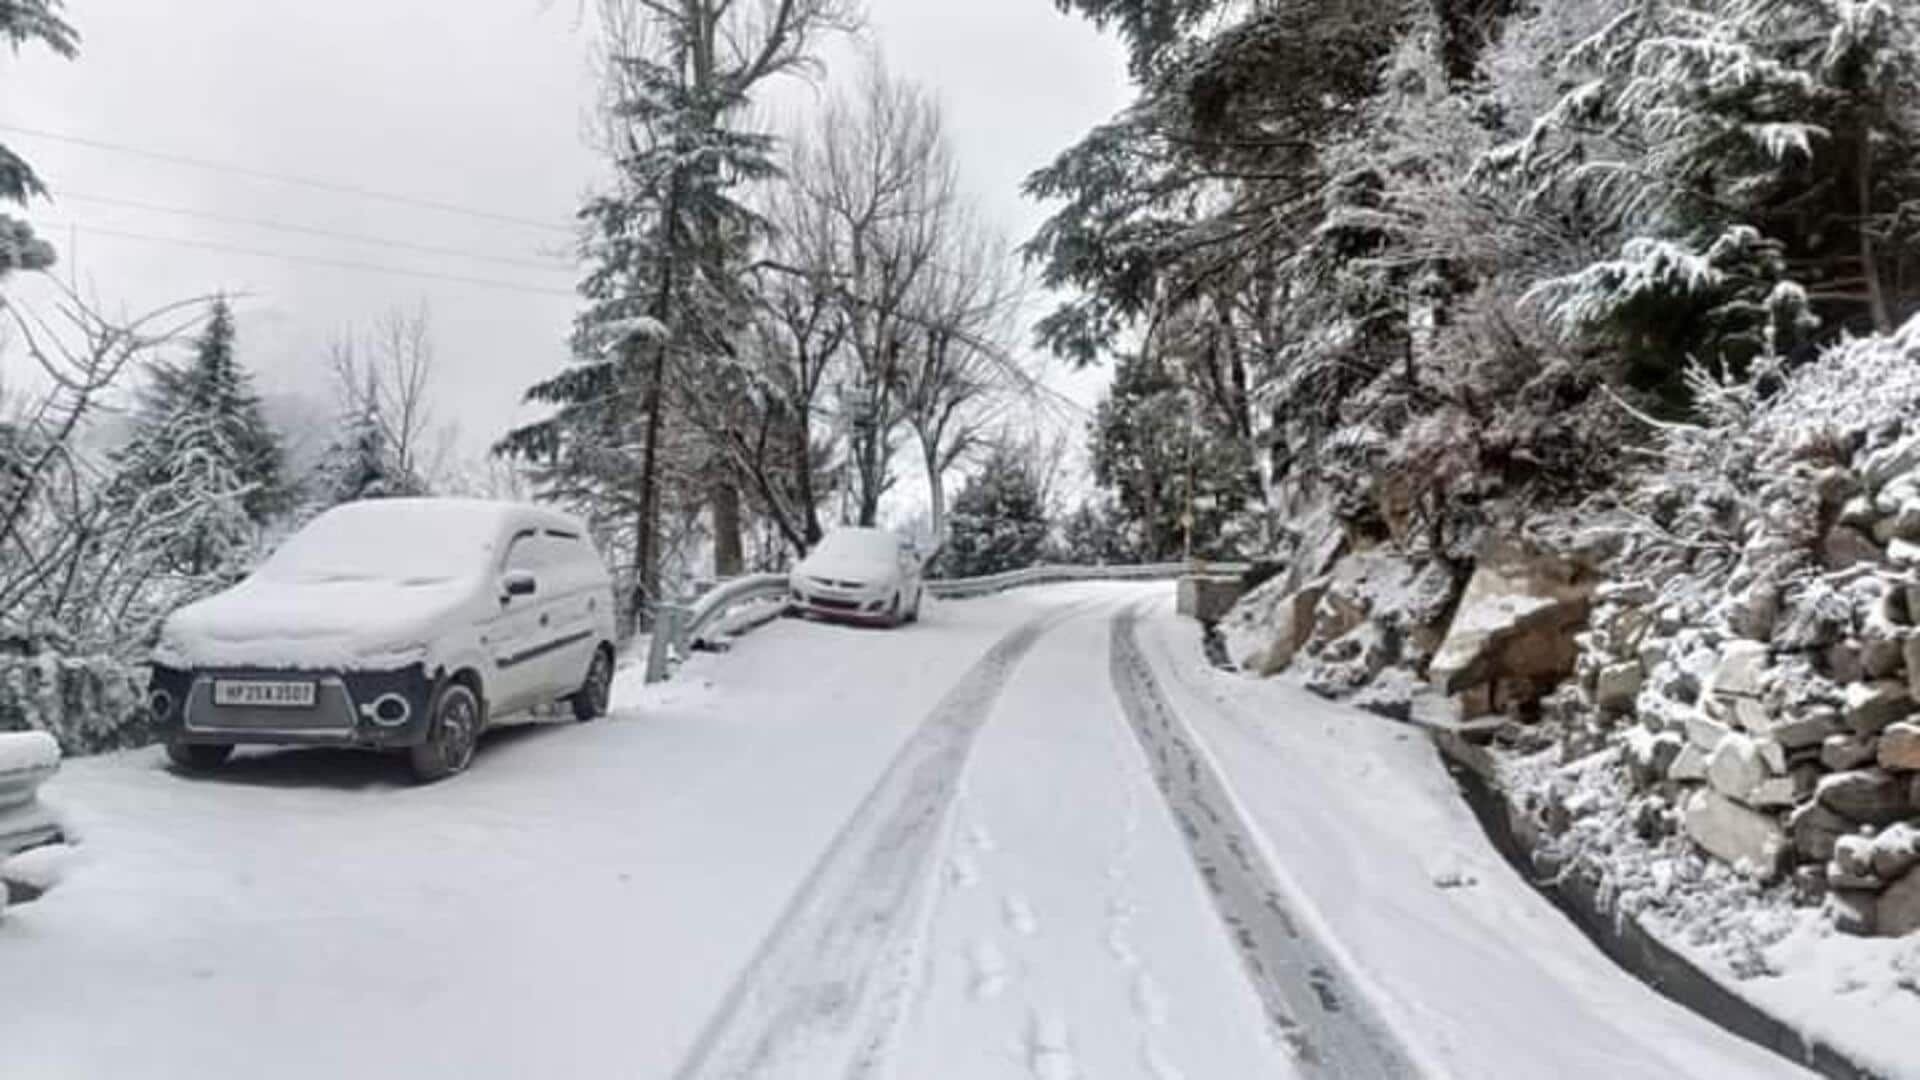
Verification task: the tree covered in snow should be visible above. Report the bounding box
[1492,0,1920,393]
[938,441,1051,579]
[1089,352,1253,561]
[0,0,75,280]
[498,0,854,623]
[108,298,288,576]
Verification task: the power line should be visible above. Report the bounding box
[57,191,576,273]
[0,121,576,234]
[37,220,580,299]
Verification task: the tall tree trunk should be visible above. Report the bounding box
[793,413,822,549]
[1859,134,1894,335]
[711,473,744,577]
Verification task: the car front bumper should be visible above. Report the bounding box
[147,664,436,749]
[789,585,896,624]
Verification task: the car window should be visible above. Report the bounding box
[504,531,543,572]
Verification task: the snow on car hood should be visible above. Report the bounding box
[794,553,898,587]
[154,575,477,670]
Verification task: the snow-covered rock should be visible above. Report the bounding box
[1683,788,1787,880]
[1706,733,1768,804]
[1876,865,1920,937]
[1816,768,1912,826]
[1877,721,1920,770]
[1428,541,1590,698]
[1843,679,1912,735]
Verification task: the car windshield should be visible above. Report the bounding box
[812,529,900,565]
[254,501,501,585]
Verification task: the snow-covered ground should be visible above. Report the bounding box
[2,583,1815,1077]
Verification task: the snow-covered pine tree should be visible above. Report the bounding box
[1492,0,1920,391]
[939,443,1052,579]
[0,0,76,278]
[109,298,290,576]
[497,0,850,624]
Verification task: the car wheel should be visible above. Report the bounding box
[409,683,482,783]
[166,741,233,771]
[572,647,613,722]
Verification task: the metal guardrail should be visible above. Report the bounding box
[642,561,1250,684]
[0,732,63,860]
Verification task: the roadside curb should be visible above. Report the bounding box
[1431,732,1881,1080]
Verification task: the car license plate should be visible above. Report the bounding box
[213,680,317,709]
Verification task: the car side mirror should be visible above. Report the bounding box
[502,570,538,601]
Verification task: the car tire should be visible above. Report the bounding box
[166,741,233,771]
[409,682,483,783]
[571,647,612,722]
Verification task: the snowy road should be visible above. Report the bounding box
[5,584,1810,1078]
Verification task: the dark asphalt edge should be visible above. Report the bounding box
[1432,732,1882,1080]
[1110,607,1427,1080]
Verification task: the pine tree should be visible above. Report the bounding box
[940,444,1052,578]
[110,298,291,576]
[0,0,77,279]
[496,0,849,624]
[1090,353,1253,561]
[1491,0,1920,386]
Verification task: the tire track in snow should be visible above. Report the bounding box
[673,605,1074,1080]
[1108,607,1422,1080]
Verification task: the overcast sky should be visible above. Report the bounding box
[2,0,1129,472]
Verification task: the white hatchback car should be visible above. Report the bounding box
[788,526,926,626]
[148,499,619,782]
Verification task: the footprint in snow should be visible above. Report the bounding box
[966,820,996,854]
[1024,1009,1079,1080]
[948,851,980,889]
[1131,970,1169,1027]
[967,939,1010,1001]
[1002,894,1039,937]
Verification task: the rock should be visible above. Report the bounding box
[1755,707,1835,751]
[1840,495,1878,529]
[1823,526,1883,570]
[1705,639,1768,702]
[1905,631,1920,704]
[1862,434,1920,492]
[1834,833,1877,878]
[1684,789,1788,879]
[1668,742,1709,783]
[1595,661,1644,713]
[1833,889,1879,936]
[1823,732,1880,771]
[1625,729,1683,789]
[1793,863,1831,904]
[1750,776,1803,809]
[1878,722,1920,771]
[1818,768,1913,826]
[1685,711,1730,752]
[1428,541,1591,696]
[1754,736,1789,774]
[1864,626,1909,678]
[1826,639,1866,684]
[1236,580,1328,676]
[1727,584,1779,642]
[1870,822,1920,881]
[1790,802,1853,862]
[1887,501,1920,543]
[1877,866,1920,937]
[1892,539,1920,569]
[1845,680,1913,736]
[1707,734,1769,803]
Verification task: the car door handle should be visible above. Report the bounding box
[540,613,551,627]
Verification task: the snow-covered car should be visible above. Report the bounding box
[788,526,925,626]
[147,499,619,782]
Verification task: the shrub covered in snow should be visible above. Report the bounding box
[0,652,150,756]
